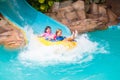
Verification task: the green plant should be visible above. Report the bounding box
[27,0,64,13]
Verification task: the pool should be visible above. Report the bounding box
[0,24,120,80]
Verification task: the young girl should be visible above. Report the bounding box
[39,26,54,40]
[54,29,77,41]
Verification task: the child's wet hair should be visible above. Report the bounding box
[56,29,62,35]
[44,26,51,33]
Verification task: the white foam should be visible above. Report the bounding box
[109,24,120,30]
[18,27,108,66]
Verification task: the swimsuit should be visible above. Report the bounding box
[41,33,52,40]
[56,36,66,41]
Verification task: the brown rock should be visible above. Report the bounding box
[107,9,118,22]
[72,0,85,10]
[98,16,108,23]
[65,11,78,22]
[76,10,86,19]
[45,0,119,33]
[56,11,66,19]
[98,5,107,16]
[0,14,26,49]
[60,0,73,8]
[59,6,74,13]
[69,19,106,33]
[87,14,99,19]
[90,3,99,14]
[107,21,118,26]
[106,0,120,17]
[60,18,69,26]
[48,13,59,21]
[0,19,7,26]
[52,2,60,12]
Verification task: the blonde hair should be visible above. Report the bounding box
[56,29,62,35]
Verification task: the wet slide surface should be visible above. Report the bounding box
[0,0,71,35]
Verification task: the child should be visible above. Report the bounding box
[39,26,54,40]
[54,29,78,41]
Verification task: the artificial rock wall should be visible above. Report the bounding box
[47,0,118,33]
[0,14,26,49]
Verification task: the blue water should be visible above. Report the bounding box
[0,24,120,80]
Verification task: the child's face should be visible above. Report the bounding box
[57,31,62,36]
[46,28,51,33]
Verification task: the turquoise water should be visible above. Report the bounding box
[0,24,120,80]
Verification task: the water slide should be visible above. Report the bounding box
[0,0,71,36]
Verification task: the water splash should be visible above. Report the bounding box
[109,23,120,30]
[18,27,108,66]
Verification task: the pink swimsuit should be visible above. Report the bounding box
[41,33,57,40]
[41,33,52,38]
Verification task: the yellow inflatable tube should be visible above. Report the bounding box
[37,38,77,49]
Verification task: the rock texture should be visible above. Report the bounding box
[47,0,119,33]
[106,0,120,17]
[0,14,26,49]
